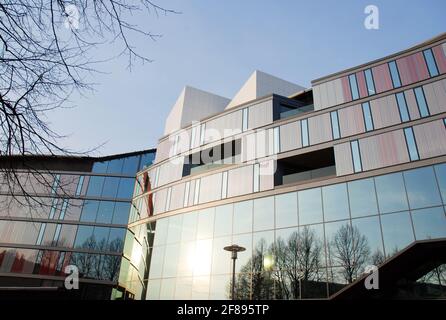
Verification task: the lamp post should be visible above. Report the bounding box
[224,244,246,300]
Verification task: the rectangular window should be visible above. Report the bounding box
[193,179,200,205]
[242,108,248,132]
[364,69,376,95]
[191,125,198,147]
[172,135,179,155]
[423,48,439,77]
[414,87,429,117]
[388,61,401,88]
[184,181,190,207]
[351,140,362,173]
[362,102,374,131]
[253,163,260,193]
[200,123,206,145]
[154,167,160,188]
[36,223,46,245]
[396,92,410,122]
[75,176,84,196]
[404,127,419,161]
[59,199,68,220]
[301,119,309,147]
[273,127,280,154]
[348,74,359,100]
[49,198,59,219]
[221,171,228,199]
[330,111,340,139]
[51,174,60,194]
[165,187,172,211]
[53,224,62,243]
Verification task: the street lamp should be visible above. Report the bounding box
[224,244,246,300]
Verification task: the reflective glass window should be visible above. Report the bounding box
[301,119,309,147]
[108,228,125,252]
[253,196,274,232]
[102,177,120,198]
[322,183,350,221]
[434,164,446,203]
[210,275,230,300]
[74,225,94,249]
[351,216,384,265]
[197,208,215,240]
[423,48,439,77]
[348,178,378,217]
[80,200,99,222]
[86,176,104,197]
[364,69,376,95]
[375,172,409,213]
[122,156,140,175]
[175,277,192,300]
[253,230,274,272]
[351,140,362,173]
[362,102,374,131]
[160,278,175,299]
[396,92,410,122]
[75,176,85,196]
[275,192,298,228]
[117,178,135,199]
[166,214,183,244]
[92,161,107,173]
[330,111,340,140]
[411,207,446,240]
[163,243,180,278]
[414,87,429,117]
[233,200,253,234]
[388,61,401,88]
[404,127,419,161]
[139,152,155,171]
[214,205,233,237]
[232,233,252,273]
[193,239,213,276]
[242,108,248,132]
[181,211,198,242]
[112,202,131,225]
[381,211,414,256]
[153,219,168,246]
[106,158,124,174]
[298,188,323,225]
[325,220,350,267]
[96,201,115,224]
[348,74,359,100]
[404,166,442,209]
[148,246,165,279]
[212,236,232,275]
[93,226,110,250]
[192,275,211,299]
[146,279,161,299]
[177,241,196,277]
[301,224,325,267]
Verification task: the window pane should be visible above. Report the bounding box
[122,156,140,175]
[117,178,135,199]
[388,61,401,88]
[232,233,252,273]
[112,202,131,225]
[381,211,414,256]
[375,172,409,213]
[396,92,410,122]
[153,219,169,246]
[414,87,429,117]
[362,102,374,131]
[351,216,384,265]
[160,278,175,299]
[330,111,340,140]
[275,192,298,228]
[212,236,232,275]
[423,49,439,77]
[298,188,323,225]
[86,176,104,197]
[412,207,446,240]
[348,178,378,217]
[96,201,115,224]
[93,226,110,251]
[178,241,196,277]
[139,152,155,171]
[325,220,350,267]
[301,224,325,267]
[80,200,99,222]
[253,230,274,272]
[301,119,309,147]
[92,161,107,174]
[233,200,253,234]
[108,228,126,252]
[181,211,198,242]
[404,127,419,161]
[163,243,180,277]
[214,205,233,237]
[106,158,124,174]
[146,279,161,299]
[166,214,183,244]
[148,246,165,279]
[364,69,375,95]
[404,166,442,209]
[102,177,120,198]
[253,196,274,232]
[74,225,94,249]
[196,208,215,240]
[351,140,362,173]
[435,163,446,204]
[348,74,359,100]
[322,183,350,221]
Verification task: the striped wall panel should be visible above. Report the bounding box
[186,180,196,207]
[199,172,222,204]
[169,183,185,211]
[359,130,410,171]
[280,121,302,152]
[248,100,273,130]
[356,71,368,98]
[423,79,446,115]
[432,43,446,74]
[413,119,446,160]
[334,142,353,176]
[333,78,345,106]
[205,110,243,143]
[338,104,365,137]
[259,160,275,192]
[404,89,421,120]
[227,165,254,198]
[341,76,352,103]
[396,52,429,86]
[153,188,167,215]
[157,157,184,187]
[319,81,329,110]
[313,78,345,111]
[242,133,256,162]
[372,64,393,94]
[154,138,173,163]
[370,94,401,129]
[308,113,333,145]
[177,130,191,154]
[312,83,322,110]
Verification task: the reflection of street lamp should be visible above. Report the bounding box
[224,244,246,300]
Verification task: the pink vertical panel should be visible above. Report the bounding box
[338,104,365,137]
[404,89,420,120]
[341,76,352,102]
[356,71,368,98]
[334,142,354,176]
[372,64,393,93]
[432,44,446,74]
[413,120,446,159]
[397,52,429,86]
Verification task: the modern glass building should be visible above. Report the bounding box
[0,150,155,299]
[126,33,446,300]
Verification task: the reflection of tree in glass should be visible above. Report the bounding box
[329,224,370,283]
[251,238,275,299]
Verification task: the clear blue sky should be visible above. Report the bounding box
[47,0,446,156]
